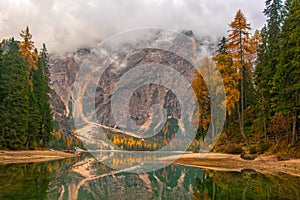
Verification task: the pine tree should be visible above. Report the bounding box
[26,92,41,149]
[217,37,228,54]
[263,0,285,85]
[261,2,284,107]
[0,31,53,150]
[0,44,3,146]
[272,0,300,146]
[33,44,53,147]
[18,27,41,149]
[226,10,255,140]
[0,40,29,149]
[283,0,293,18]
[255,0,286,141]
[254,26,270,139]
[264,0,284,46]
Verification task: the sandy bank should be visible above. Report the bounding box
[0,150,77,164]
[160,153,300,177]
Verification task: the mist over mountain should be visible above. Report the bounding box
[0,0,265,53]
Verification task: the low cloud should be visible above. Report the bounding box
[0,0,266,53]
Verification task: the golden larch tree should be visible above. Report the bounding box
[192,57,212,141]
[19,26,38,90]
[213,53,240,116]
[226,10,255,140]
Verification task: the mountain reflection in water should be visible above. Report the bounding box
[0,152,299,200]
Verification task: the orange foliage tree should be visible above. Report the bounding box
[226,10,256,140]
[192,58,211,141]
[66,137,72,151]
[213,54,240,116]
[19,26,38,90]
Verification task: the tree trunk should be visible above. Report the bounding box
[292,108,298,146]
[262,94,267,142]
[241,72,245,139]
[238,102,247,141]
[238,29,246,142]
[224,115,229,139]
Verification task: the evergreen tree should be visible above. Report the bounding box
[255,0,285,138]
[254,26,270,139]
[283,0,293,18]
[33,44,53,147]
[0,40,29,149]
[0,28,54,150]
[0,44,3,146]
[263,0,285,90]
[264,0,284,46]
[272,0,300,146]
[26,92,41,149]
[217,37,228,54]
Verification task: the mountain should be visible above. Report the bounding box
[49,48,91,134]
[49,30,217,149]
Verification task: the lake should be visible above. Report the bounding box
[0,152,300,200]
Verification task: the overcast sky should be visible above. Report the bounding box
[0,0,266,53]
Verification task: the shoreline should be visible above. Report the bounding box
[1,150,300,178]
[0,150,77,164]
[160,153,300,177]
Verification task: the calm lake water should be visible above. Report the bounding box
[0,152,300,200]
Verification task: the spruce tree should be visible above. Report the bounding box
[273,0,300,146]
[255,0,285,138]
[217,37,228,54]
[0,45,3,145]
[33,44,53,147]
[0,28,53,149]
[0,40,29,149]
[26,92,41,149]
[264,0,284,46]
[254,26,270,139]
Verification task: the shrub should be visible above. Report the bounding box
[224,143,243,154]
[216,143,243,154]
[255,147,262,155]
[249,146,257,154]
[258,142,272,154]
[215,145,225,153]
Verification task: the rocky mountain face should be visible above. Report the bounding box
[95,48,194,129]
[49,30,217,140]
[49,48,91,133]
